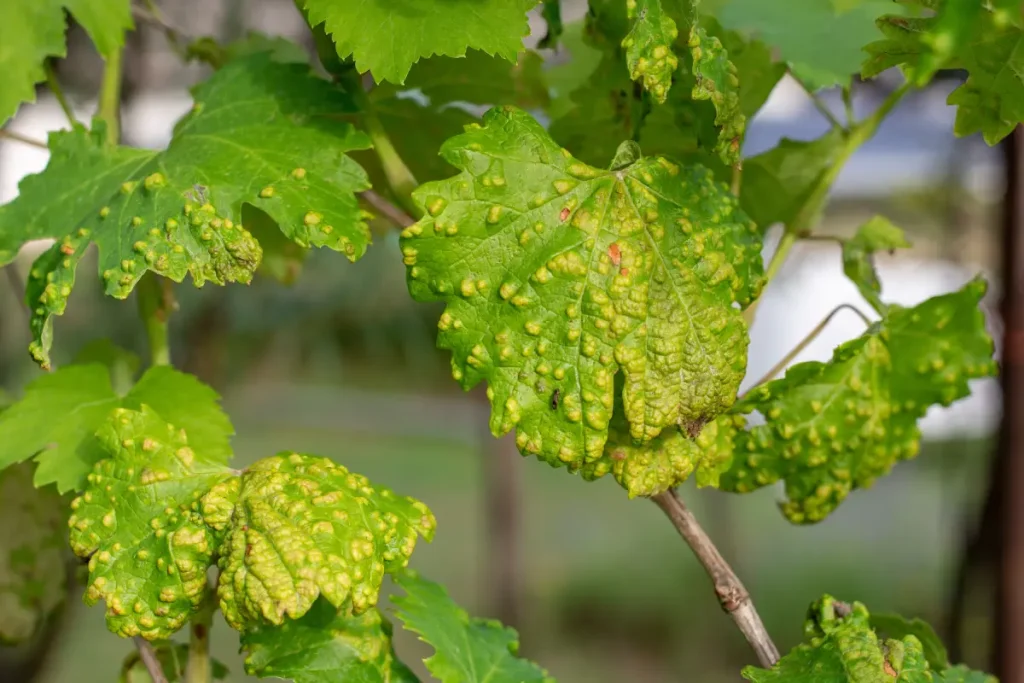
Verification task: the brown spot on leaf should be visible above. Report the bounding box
[608,242,621,266]
[560,207,570,221]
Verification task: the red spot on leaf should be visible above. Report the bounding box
[60,244,75,255]
[620,268,629,276]
[611,449,627,461]
[608,242,621,266]
[560,207,570,221]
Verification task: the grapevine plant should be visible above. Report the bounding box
[0,0,1013,681]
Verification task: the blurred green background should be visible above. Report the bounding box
[0,1,1006,681]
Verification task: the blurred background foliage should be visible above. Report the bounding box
[0,0,1008,681]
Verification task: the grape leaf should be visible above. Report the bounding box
[842,215,911,314]
[120,641,229,682]
[0,54,373,368]
[862,15,933,80]
[948,26,1024,145]
[714,0,904,89]
[242,599,417,683]
[538,0,564,49]
[69,406,233,639]
[299,0,539,84]
[0,463,67,643]
[623,0,682,103]
[870,612,949,670]
[721,279,996,523]
[205,453,435,630]
[744,596,996,683]
[392,571,554,683]
[0,0,133,125]
[402,106,763,472]
[0,363,233,493]
[740,130,846,232]
[688,25,744,164]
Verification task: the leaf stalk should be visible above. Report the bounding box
[133,637,169,683]
[44,60,77,127]
[0,129,48,149]
[185,591,215,683]
[651,488,780,668]
[98,49,124,146]
[137,274,174,367]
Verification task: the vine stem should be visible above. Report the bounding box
[739,303,872,400]
[44,61,77,127]
[185,589,215,683]
[743,82,911,326]
[137,273,174,366]
[651,488,780,668]
[133,637,169,683]
[0,129,47,149]
[98,48,123,146]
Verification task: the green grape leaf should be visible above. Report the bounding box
[242,599,417,683]
[870,612,949,670]
[120,641,229,682]
[206,452,435,630]
[623,0,682,103]
[538,0,564,49]
[743,596,995,683]
[0,463,67,643]
[0,363,233,493]
[721,279,996,523]
[71,339,142,394]
[949,26,1024,145]
[392,571,554,683]
[402,106,763,472]
[714,0,903,89]
[299,0,539,84]
[862,13,933,80]
[689,25,744,164]
[69,406,233,639]
[0,0,133,124]
[740,130,847,232]
[842,215,911,314]
[0,54,372,368]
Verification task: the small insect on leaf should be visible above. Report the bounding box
[550,389,560,410]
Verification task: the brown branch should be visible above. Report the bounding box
[361,190,414,228]
[651,488,780,668]
[133,637,168,683]
[0,129,48,149]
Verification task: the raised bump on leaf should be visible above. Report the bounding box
[403,106,763,474]
[623,0,681,103]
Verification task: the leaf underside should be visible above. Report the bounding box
[402,105,763,490]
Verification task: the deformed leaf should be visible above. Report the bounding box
[205,453,435,630]
[392,571,554,683]
[870,612,949,671]
[623,0,681,103]
[721,279,997,523]
[0,363,233,493]
[119,641,229,682]
[0,54,373,368]
[740,130,846,232]
[69,406,233,639]
[242,599,417,683]
[299,0,539,84]
[688,25,744,164]
[0,463,67,644]
[402,106,763,473]
[842,215,911,314]
[743,596,995,683]
[0,0,133,124]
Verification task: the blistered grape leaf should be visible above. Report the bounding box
[0,54,372,368]
[740,130,846,232]
[843,215,910,314]
[402,106,763,472]
[721,279,996,523]
[69,406,233,639]
[392,571,554,683]
[714,0,904,89]
[120,641,229,682]
[0,0,133,125]
[688,25,744,164]
[870,612,949,670]
[0,363,233,493]
[623,0,681,103]
[299,0,538,84]
[741,596,980,682]
[242,599,417,683]
[0,463,67,644]
[204,452,435,630]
